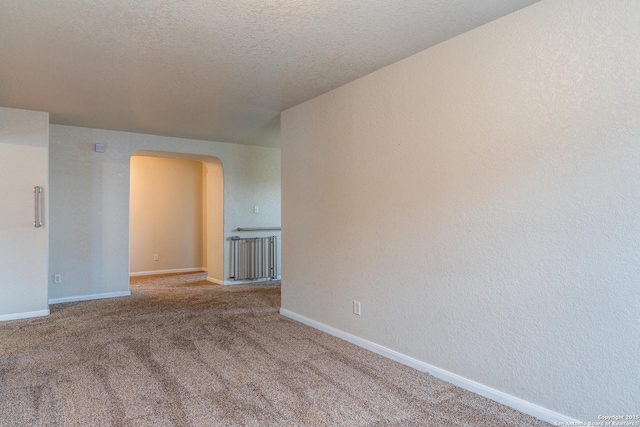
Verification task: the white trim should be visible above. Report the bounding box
[0,308,50,322]
[129,268,206,277]
[206,276,223,285]
[279,308,578,425]
[49,291,131,304]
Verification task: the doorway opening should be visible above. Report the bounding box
[129,151,224,283]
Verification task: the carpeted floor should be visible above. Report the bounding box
[0,272,550,426]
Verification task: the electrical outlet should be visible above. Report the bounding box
[253,205,259,213]
[153,254,159,261]
[54,274,62,284]
[353,300,361,316]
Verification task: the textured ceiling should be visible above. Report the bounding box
[0,0,538,147]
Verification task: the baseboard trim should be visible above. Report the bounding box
[206,276,223,285]
[279,308,578,425]
[0,308,50,322]
[49,291,131,305]
[130,268,206,277]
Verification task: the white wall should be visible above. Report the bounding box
[130,156,204,274]
[281,0,640,421]
[49,125,280,300]
[0,107,49,319]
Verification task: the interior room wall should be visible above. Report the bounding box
[129,156,204,274]
[204,159,224,282]
[281,0,640,421]
[0,107,49,319]
[131,151,227,282]
[48,125,281,301]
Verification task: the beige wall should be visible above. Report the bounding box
[130,156,204,274]
[0,107,49,320]
[281,0,640,421]
[131,152,226,281]
[204,159,224,282]
[49,125,280,300]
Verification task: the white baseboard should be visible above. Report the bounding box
[279,308,578,425]
[130,268,206,277]
[0,308,50,322]
[49,291,131,304]
[206,276,223,285]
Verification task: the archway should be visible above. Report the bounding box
[129,150,224,283]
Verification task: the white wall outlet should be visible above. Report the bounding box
[353,300,361,316]
[253,205,259,213]
[54,274,62,284]
[153,254,159,261]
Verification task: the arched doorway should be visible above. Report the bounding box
[129,151,224,283]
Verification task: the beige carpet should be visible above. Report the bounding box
[0,273,550,426]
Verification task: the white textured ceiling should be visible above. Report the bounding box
[0,0,538,147]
